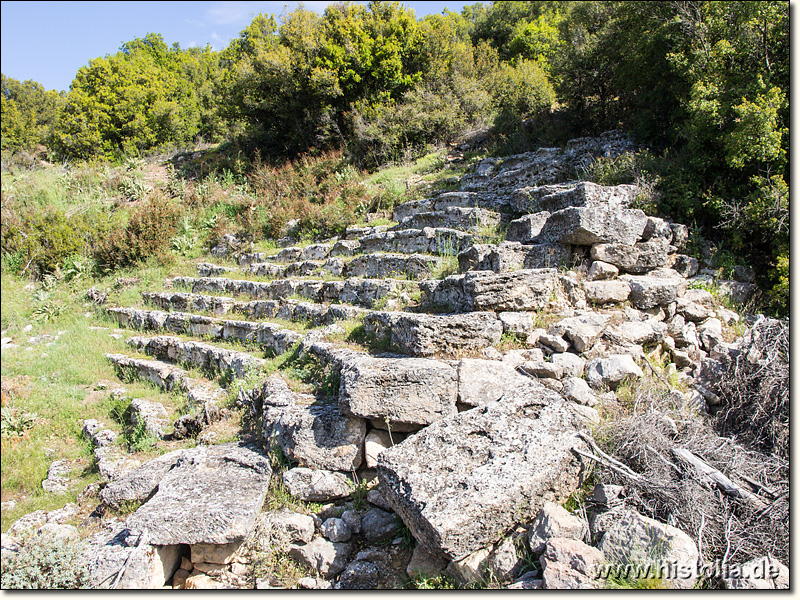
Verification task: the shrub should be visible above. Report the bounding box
[93,192,178,271]
[0,535,91,589]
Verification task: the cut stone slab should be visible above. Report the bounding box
[583,280,631,305]
[262,375,366,472]
[587,260,618,281]
[422,269,559,313]
[338,355,457,426]
[456,358,533,407]
[364,311,503,357]
[621,275,687,309]
[537,206,648,246]
[590,240,671,274]
[125,442,271,546]
[377,388,589,560]
[260,510,316,546]
[100,449,189,508]
[506,212,550,242]
[282,468,351,502]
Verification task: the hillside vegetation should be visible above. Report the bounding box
[0,0,789,313]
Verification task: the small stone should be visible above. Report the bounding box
[364,429,393,469]
[406,544,449,580]
[341,510,361,535]
[528,502,587,555]
[288,538,352,577]
[360,507,399,545]
[321,518,352,543]
[282,468,352,502]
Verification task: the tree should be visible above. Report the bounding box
[1,74,65,151]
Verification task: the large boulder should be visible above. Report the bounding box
[377,388,589,560]
[125,443,271,546]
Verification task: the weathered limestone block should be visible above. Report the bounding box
[458,242,570,273]
[528,502,588,554]
[506,212,550,242]
[100,449,189,508]
[338,355,457,426]
[456,358,535,406]
[262,376,365,472]
[537,206,648,246]
[288,538,352,577]
[377,388,589,560]
[364,311,503,356]
[540,538,604,590]
[583,280,631,304]
[422,269,560,313]
[125,442,272,546]
[392,199,432,222]
[587,260,618,281]
[395,207,501,232]
[621,275,687,309]
[550,314,609,354]
[590,239,672,274]
[585,355,644,389]
[597,509,699,589]
[282,468,351,502]
[511,181,639,214]
[344,253,440,279]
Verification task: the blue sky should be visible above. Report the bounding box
[1,1,475,92]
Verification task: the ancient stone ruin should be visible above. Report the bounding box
[1,132,786,589]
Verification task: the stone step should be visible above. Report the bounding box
[458,242,574,273]
[169,276,418,309]
[358,227,474,256]
[420,268,561,313]
[363,311,503,357]
[142,292,367,326]
[107,307,302,356]
[197,262,238,277]
[342,253,443,280]
[127,334,267,380]
[247,253,445,281]
[105,353,226,406]
[142,291,237,316]
[248,259,337,279]
[392,191,515,222]
[392,207,503,233]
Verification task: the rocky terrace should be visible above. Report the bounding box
[1,134,785,590]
